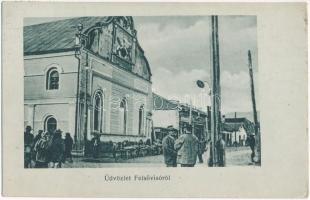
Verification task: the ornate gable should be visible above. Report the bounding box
[84,16,151,81]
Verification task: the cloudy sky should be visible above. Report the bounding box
[25,16,258,114]
[134,16,258,114]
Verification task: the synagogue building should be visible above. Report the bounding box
[24,17,153,154]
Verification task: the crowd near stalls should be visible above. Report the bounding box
[24,126,73,168]
[84,134,162,161]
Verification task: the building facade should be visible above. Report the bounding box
[24,17,153,154]
[222,117,255,146]
[152,93,209,142]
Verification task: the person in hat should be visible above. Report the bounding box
[247,133,256,162]
[49,129,65,168]
[31,130,44,165]
[24,126,34,146]
[64,132,74,163]
[197,135,207,163]
[34,131,51,168]
[33,130,43,147]
[24,126,34,168]
[91,133,100,158]
[162,125,178,167]
[174,124,199,167]
[216,132,226,167]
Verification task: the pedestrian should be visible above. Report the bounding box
[248,133,256,162]
[24,126,34,168]
[33,130,43,146]
[162,125,177,167]
[33,131,51,168]
[197,137,206,163]
[64,132,73,163]
[49,129,65,168]
[45,130,55,164]
[216,133,226,167]
[174,124,199,167]
[31,130,43,166]
[91,133,100,158]
[208,141,214,167]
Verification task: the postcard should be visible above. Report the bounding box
[2,2,308,198]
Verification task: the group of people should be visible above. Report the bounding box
[162,124,207,167]
[24,126,74,168]
[162,124,230,167]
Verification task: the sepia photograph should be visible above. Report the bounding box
[24,15,260,168]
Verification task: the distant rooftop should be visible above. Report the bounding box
[225,117,249,123]
[223,117,255,135]
[152,93,207,115]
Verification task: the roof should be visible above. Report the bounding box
[153,93,179,110]
[225,117,248,123]
[223,117,255,135]
[222,123,242,132]
[152,93,207,116]
[179,103,207,116]
[24,17,109,55]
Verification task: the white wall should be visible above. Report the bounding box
[24,52,77,137]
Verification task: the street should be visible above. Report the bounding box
[63,146,254,168]
[225,146,254,166]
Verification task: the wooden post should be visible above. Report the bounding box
[210,16,222,166]
[234,112,237,146]
[248,50,261,164]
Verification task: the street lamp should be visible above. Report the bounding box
[196,79,214,166]
[196,80,211,96]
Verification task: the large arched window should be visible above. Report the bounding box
[119,98,127,135]
[46,67,59,90]
[138,105,144,135]
[44,116,57,133]
[93,91,103,132]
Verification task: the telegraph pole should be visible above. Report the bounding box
[248,50,261,164]
[234,112,237,147]
[210,16,221,166]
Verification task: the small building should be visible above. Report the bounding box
[152,93,209,142]
[222,117,255,146]
[24,17,153,155]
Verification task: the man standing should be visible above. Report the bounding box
[91,133,100,158]
[197,136,206,163]
[248,133,256,163]
[64,132,74,163]
[174,124,199,167]
[162,125,177,167]
[50,129,65,168]
[216,133,226,167]
[24,126,34,168]
[34,131,51,168]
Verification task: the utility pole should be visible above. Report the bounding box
[189,99,194,135]
[210,16,221,166]
[248,50,261,164]
[234,112,237,147]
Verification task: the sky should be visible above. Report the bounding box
[133,16,258,114]
[25,16,258,114]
